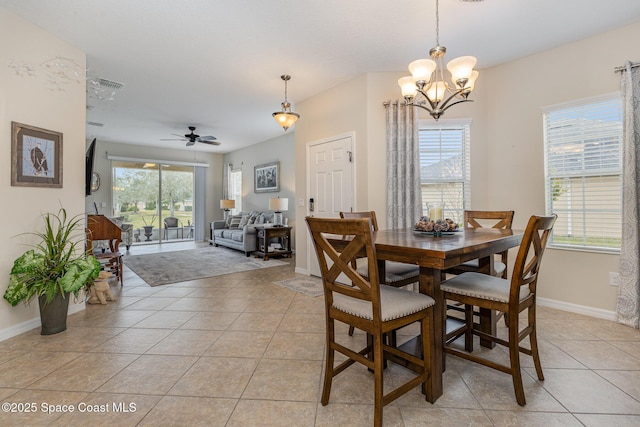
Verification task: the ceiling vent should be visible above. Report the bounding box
[98,78,124,90]
[87,121,104,127]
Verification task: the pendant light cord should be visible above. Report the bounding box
[435,0,440,46]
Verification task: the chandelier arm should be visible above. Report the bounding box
[436,90,472,111]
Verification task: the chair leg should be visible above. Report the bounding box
[529,307,544,381]
[373,332,384,427]
[464,304,474,352]
[321,318,335,406]
[508,313,526,406]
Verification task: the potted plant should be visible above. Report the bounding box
[3,207,101,335]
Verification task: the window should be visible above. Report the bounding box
[543,93,623,252]
[419,119,471,225]
[229,168,242,214]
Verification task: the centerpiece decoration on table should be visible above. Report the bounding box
[414,217,459,237]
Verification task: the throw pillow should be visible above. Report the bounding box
[256,214,265,224]
[229,215,243,229]
[239,214,249,228]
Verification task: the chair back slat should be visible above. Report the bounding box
[306,217,381,306]
[510,215,557,302]
[340,211,379,231]
[464,210,515,230]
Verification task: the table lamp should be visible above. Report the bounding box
[269,197,288,227]
[220,199,235,220]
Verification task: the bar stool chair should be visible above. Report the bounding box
[306,216,435,427]
[441,214,557,406]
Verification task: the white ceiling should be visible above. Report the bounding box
[3,0,640,153]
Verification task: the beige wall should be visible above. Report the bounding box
[294,74,368,270]
[0,9,87,336]
[223,132,296,244]
[294,21,640,316]
[483,21,640,313]
[85,140,223,237]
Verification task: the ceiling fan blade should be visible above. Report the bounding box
[198,135,217,141]
[160,138,185,141]
[185,140,196,146]
[200,140,221,145]
[171,133,186,138]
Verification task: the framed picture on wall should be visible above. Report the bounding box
[11,121,63,188]
[254,161,279,193]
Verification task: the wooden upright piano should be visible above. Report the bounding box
[87,215,122,252]
[87,214,123,285]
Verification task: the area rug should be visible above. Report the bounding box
[124,246,286,286]
[272,276,324,297]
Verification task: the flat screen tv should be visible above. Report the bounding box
[85,138,96,196]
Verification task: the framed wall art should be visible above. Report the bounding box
[254,161,279,193]
[11,122,63,188]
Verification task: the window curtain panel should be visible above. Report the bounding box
[618,61,640,329]
[385,101,423,229]
[222,162,231,200]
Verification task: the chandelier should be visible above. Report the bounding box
[272,75,300,131]
[398,0,479,120]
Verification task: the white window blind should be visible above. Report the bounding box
[419,119,471,224]
[542,94,623,252]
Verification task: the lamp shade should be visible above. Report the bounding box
[398,76,418,98]
[446,55,477,85]
[408,58,437,81]
[273,111,300,131]
[269,197,288,212]
[220,199,235,209]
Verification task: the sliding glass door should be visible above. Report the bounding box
[112,160,194,245]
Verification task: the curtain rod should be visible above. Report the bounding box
[614,62,640,73]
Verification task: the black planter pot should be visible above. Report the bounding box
[38,292,71,335]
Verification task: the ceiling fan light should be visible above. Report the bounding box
[447,55,477,85]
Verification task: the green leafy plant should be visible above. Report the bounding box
[3,208,101,307]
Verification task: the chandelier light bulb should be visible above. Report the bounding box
[447,55,477,86]
[398,76,418,98]
[408,59,437,82]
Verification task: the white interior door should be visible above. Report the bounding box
[307,134,354,277]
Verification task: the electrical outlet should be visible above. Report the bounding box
[609,272,620,287]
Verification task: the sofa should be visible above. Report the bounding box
[210,211,275,256]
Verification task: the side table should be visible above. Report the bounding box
[255,226,292,260]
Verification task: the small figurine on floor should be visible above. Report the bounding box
[88,270,116,304]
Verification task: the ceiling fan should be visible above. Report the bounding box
[161,126,220,146]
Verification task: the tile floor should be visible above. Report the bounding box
[0,242,639,426]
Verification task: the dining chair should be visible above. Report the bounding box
[446,210,515,279]
[340,211,420,337]
[86,228,124,286]
[441,214,557,406]
[306,216,434,427]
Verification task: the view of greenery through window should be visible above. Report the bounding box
[112,162,194,234]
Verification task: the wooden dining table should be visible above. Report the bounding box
[370,227,524,402]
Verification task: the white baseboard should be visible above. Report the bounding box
[294,267,310,275]
[0,302,86,342]
[537,297,616,321]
